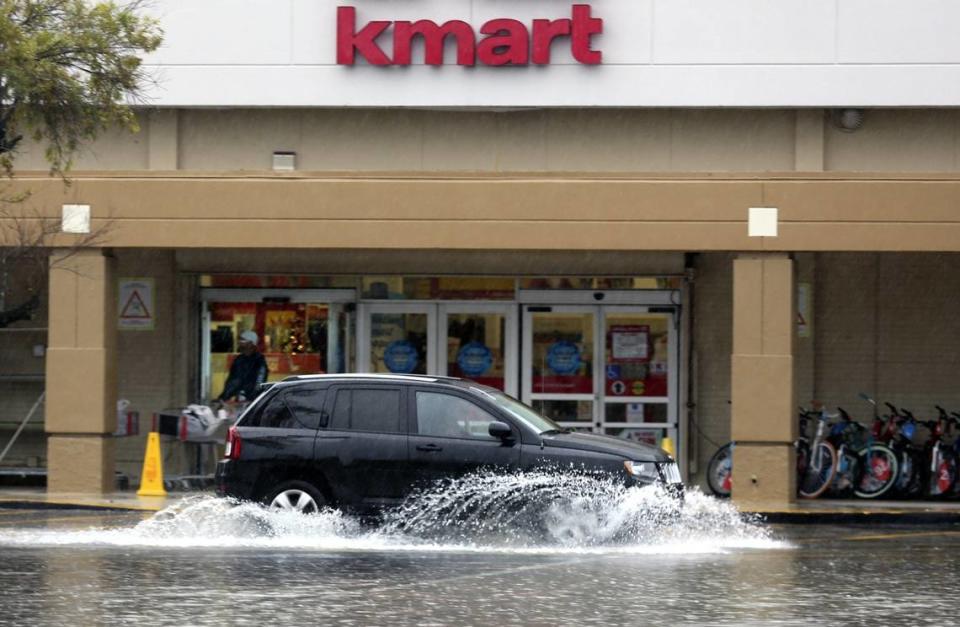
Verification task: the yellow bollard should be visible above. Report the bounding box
[660,435,676,458]
[137,432,167,497]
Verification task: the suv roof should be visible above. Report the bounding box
[280,373,466,385]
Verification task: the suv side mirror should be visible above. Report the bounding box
[488,421,513,440]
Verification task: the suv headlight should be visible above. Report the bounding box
[623,461,661,483]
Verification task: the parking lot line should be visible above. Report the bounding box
[846,530,960,542]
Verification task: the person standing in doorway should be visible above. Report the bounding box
[218,330,269,402]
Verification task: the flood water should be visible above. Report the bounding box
[0,476,957,626]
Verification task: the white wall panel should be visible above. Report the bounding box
[139,0,960,107]
[838,0,960,63]
[148,65,960,107]
[653,0,836,64]
[147,0,293,65]
[291,0,337,65]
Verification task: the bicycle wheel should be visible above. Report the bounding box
[854,444,899,499]
[798,441,838,499]
[706,443,734,498]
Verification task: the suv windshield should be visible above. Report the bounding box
[468,386,565,434]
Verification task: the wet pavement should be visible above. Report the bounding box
[1,491,959,626]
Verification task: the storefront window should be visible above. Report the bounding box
[604,427,672,447]
[531,312,594,394]
[370,312,428,375]
[201,275,356,289]
[362,277,515,300]
[603,403,668,423]
[602,313,670,399]
[445,312,506,390]
[532,400,593,425]
[519,277,682,290]
[207,301,349,399]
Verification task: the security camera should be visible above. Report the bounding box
[832,108,865,132]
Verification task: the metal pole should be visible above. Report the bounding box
[0,391,45,464]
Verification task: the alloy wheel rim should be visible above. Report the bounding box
[270,489,319,514]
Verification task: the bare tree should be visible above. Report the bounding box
[0,0,162,327]
[0,197,113,327]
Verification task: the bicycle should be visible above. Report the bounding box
[822,411,861,497]
[707,406,840,499]
[849,396,899,499]
[887,404,925,498]
[921,406,957,498]
[798,406,839,499]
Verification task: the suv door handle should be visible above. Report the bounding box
[416,443,443,453]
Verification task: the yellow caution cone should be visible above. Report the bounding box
[660,435,676,458]
[137,432,167,497]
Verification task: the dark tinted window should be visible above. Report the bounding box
[284,387,327,429]
[245,387,326,429]
[416,392,498,440]
[330,388,402,433]
[247,393,296,429]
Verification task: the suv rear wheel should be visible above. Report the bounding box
[266,481,326,514]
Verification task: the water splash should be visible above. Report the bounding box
[0,471,788,554]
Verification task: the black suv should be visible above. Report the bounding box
[215,374,683,514]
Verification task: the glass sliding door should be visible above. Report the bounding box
[521,301,679,449]
[522,306,598,432]
[600,308,677,449]
[439,304,517,396]
[359,303,517,395]
[360,304,436,376]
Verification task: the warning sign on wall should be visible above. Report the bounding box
[118,278,155,331]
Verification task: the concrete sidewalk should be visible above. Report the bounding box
[748,497,960,524]
[4,487,960,523]
[0,488,174,512]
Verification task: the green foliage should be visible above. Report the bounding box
[0,0,162,174]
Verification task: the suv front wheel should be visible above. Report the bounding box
[266,481,327,514]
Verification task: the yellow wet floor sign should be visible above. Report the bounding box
[660,436,676,458]
[137,432,167,497]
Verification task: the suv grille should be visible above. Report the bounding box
[659,461,682,484]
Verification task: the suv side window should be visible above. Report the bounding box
[245,386,326,429]
[283,387,327,429]
[329,387,403,433]
[415,391,498,440]
[247,393,296,428]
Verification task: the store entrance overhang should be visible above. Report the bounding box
[7,172,960,252]
[177,249,686,276]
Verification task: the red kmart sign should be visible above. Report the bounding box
[336,4,603,66]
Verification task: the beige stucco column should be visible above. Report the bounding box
[731,254,796,507]
[45,249,117,493]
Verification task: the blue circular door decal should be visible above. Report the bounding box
[457,342,493,376]
[384,340,419,374]
[547,341,581,375]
